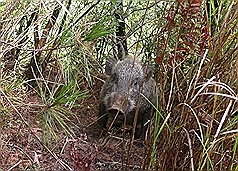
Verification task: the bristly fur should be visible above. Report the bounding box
[98,56,155,138]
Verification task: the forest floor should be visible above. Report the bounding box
[0,75,148,171]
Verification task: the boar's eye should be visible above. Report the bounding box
[110,73,118,83]
[132,80,139,89]
[133,81,138,86]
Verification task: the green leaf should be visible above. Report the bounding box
[84,16,118,41]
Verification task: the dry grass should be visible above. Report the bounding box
[152,1,238,170]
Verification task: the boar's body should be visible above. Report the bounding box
[98,57,155,137]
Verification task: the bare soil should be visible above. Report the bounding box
[0,75,148,171]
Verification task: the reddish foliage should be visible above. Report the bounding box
[155,0,208,65]
[165,6,176,31]
[199,25,209,54]
[167,54,184,63]
[156,36,166,65]
[188,0,203,7]
[182,41,194,48]
[70,140,97,171]
[176,48,189,53]
[155,55,164,65]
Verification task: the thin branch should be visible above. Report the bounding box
[73,0,101,25]
[7,160,22,171]
[183,128,194,171]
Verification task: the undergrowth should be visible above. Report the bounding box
[0,0,237,170]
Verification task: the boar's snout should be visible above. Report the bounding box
[107,92,128,115]
[107,107,124,116]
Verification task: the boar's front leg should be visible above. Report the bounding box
[98,102,108,128]
[140,108,153,139]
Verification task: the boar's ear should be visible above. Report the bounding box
[144,66,154,81]
[105,58,118,75]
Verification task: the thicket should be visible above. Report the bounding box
[0,0,237,170]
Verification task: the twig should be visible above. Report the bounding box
[166,60,175,111]
[73,0,100,25]
[5,144,34,163]
[190,49,209,100]
[201,92,238,101]
[55,0,72,17]
[200,100,233,170]
[179,103,204,142]
[61,137,77,154]
[7,160,22,171]
[190,76,216,103]
[183,128,194,171]
[0,40,74,52]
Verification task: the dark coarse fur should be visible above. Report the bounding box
[98,56,155,138]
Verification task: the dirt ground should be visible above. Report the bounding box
[0,75,149,171]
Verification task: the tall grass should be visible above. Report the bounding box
[151,0,238,170]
